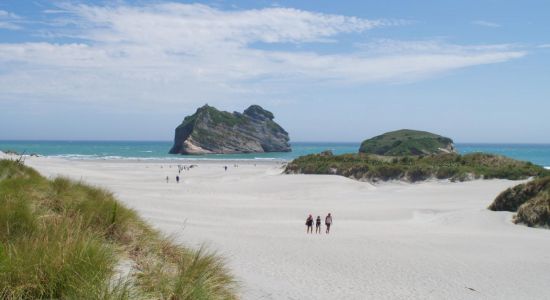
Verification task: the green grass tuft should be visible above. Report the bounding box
[0,159,238,299]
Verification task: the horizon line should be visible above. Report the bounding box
[1,139,550,145]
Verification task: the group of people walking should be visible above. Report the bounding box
[306,213,333,234]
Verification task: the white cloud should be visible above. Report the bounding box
[0,22,20,30]
[472,20,501,28]
[0,10,18,18]
[0,3,525,110]
[538,44,550,48]
[58,3,390,45]
[0,9,21,30]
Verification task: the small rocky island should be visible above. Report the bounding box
[359,129,456,156]
[169,104,291,155]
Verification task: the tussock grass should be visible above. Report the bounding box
[0,159,237,299]
[490,176,550,228]
[515,191,550,227]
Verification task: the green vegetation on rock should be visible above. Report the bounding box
[0,159,237,299]
[489,176,550,228]
[285,152,548,183]
[201,105,249,127]
[359,129,456,156]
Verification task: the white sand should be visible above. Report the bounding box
[11,154,550,299]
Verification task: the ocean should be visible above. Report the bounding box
[1,141,549,167]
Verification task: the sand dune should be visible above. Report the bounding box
[14,155,550,299]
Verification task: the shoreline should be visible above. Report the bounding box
[0,152,289,165]
[2,141,550,168]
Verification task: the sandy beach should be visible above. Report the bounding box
[10,154,550,299]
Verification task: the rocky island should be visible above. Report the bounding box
[169,104,291,155]
[359,129,456,156]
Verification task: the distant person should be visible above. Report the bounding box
[325,213,333,234]
[224,166,228,171]
[176,175,180,183]
[315,216,321,234]
[305,214,314,234]
[166,176,169,183]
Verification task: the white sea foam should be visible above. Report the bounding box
[47,154,288,162]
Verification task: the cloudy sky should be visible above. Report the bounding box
[1,0,549,142]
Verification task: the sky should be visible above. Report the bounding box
[0,0,549,143]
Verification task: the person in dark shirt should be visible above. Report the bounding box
[315,216,322,234]
[305,214,314,234]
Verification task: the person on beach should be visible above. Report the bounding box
[315,216,322,234]
[325,213,333,234]
[224,166,228,171]
[166,176,169,183]
[305,214,314,234]
[176,175,180,183]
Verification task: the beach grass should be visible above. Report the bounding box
[0,159,237,299]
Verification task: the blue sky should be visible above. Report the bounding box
[0,0,549,142]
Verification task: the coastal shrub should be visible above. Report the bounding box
[344,165,370,178]
[371,165,403,181]
[489,176,550,211]
[285,151,549,183]
[450,172,470,182]
[489,176,550,228]
[515,191,550,227]
[435,167,459,179]
[407,166,432,182]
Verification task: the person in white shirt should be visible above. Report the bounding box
[325,213,333,234]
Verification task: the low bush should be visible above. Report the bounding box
[285,152,549,183]
[515,191,550,227]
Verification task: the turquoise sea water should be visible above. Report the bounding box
[1,141,550,167]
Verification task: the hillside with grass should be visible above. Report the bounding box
[359,129,456,156]
[285,152,548,183]
[0,159,237,299]
[489,176,550,227]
